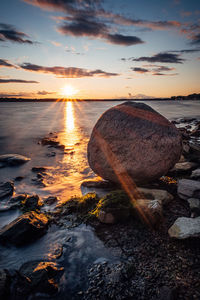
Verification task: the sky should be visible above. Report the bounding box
[0,0,200,99]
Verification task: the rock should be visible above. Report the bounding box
[88,102,182,184]
[0,211,48,245]
[134,199,163,226]
[32,166,47,173]
[17,261,64,295]
[44,196,58,205]
[137,188,173,205]
[0,269,10,299]
[0,181,14,199]
[22,194,43,211]
[177,179,200,200]
[81,180,117,198]
[168,161,197,175]
[168,216,200,239]
[10,194,27,203]
[14,176,24,181]
[95,191,132,224]
[191,168,200,179]
[187,198,200,217]
[0,154,30,166]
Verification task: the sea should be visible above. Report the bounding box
[0,100,200,298]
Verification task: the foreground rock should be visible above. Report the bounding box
[0,154,30,166]
[138,188,173,205]
[0,181,14,199]
[88,102,182,184]
[177,179,200,200]
[0,211,48,245]
[16,261,64,296]
[0,269,9,298]
[168,216,200,239]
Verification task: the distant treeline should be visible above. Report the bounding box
[170,93,200,100]
[0,93,199,102]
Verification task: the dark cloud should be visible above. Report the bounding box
[24,0,144,46]
[0,79,39,83]
[105,34,144,46]
[170,48,200,53]
[152,72,178,76]
[132,52,184,64]
[131,67,149,73]
[37,90,55,95]
[190,33,200,45]
[0,59,16,68]
[20,62,119,77]
[0,23,35,44]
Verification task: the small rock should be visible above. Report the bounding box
[44,196,58,205]
[47,151,56,157]
[191,168,200,179]
[135,199,163,226]
[0,211,49,245]
[18,261,64,295]
[138,188,173,205]
[187,198,200,217]
[168,216,200,239]
[22,194,42,211]
[0,154,30,166]
[169,161,197,175]
[14,176,24,181]
[0,181,14,199]
[32,167,47,173]
[177,179,200,200]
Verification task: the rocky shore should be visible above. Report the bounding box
[0,114,200,299]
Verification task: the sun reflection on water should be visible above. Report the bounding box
[65,101,74,132]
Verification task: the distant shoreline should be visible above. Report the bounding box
[0,97,200,102]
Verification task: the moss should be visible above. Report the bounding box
[60,193,99,215]
[91,190,132,217]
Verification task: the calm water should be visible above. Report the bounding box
[0,100,200,297]
[0,100,200,201]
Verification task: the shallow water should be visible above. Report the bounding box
[0,100,200,297]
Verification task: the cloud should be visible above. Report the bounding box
[37,90,56,95]
[132,65,176,76]
[190,33,200,45]
[0,59,17,68]
[50,40,62,47]
[58,17,144,46]
[170,48,200,53]
[0,78,39,83]
[0,23,35,44]
[20,62,119,77]
[131,67,149,73]
[132,52,185,64]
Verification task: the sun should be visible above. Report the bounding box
[61,85,78,98]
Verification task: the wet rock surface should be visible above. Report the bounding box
[0,182,14,199]
[0,154,30,166]
[12,261,64,298]
[168,216,200,239]
[0,211,48,245]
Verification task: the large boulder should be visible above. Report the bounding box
[88,102,182,184]
[0,182,14,199]
[177,179,200,200]
[0,211,48,245]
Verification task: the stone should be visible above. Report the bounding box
[88,102,182,184]
[191,168,200,179]
[134,199,163,226]
[44,196,58,205]
[187,198,200,217]
[137,188,173,205]
[18,261,64,295]
[177,179,200,200]
[0,211,48,245]
[168,161,197,175]
[32,166,47,173]
[0,269,9,298]
[22,194,42,211]
[0,154,30,166]
[0,181,14,199]
[81,180,117,198]
[168,216,200,239]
